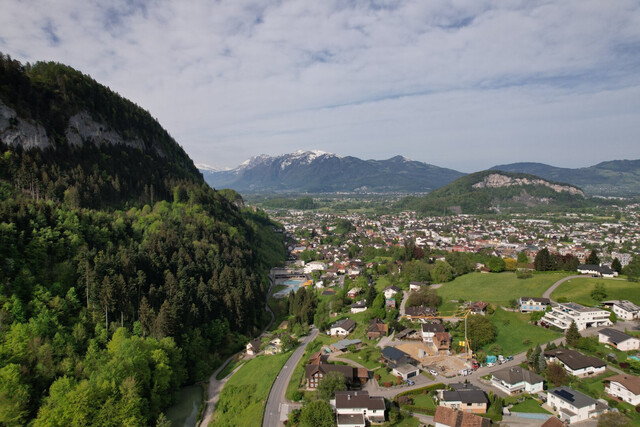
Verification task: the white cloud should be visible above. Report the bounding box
[1,0,639,170]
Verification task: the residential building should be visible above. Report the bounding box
[350,300,367,314]
[304,261,327,274]
[347,287,362,298]
[367,318,388,340]
[246,338,261,356]
[433,406,490,427]
[518,297,551,313]
[405,305,437,322]
[602,300,640,320]
[604,374,640,405]
[392,364,420,381]
[546,386,606,424]
[330,318,356,336]
[383,285,400,299]
[409,281,427,291]
[331,391,386,425]
[421,323,451,351]
[437,387,488,414]
[468,301,488,315]
[541,302,612,331]
[385,298,396,309]
[577,264,618,278]
[490,366,544,395]
[381,346,415,368]
[330,339,363,353]
[598,328,640,351]
[305,362,368,389]
[544,348,606,377]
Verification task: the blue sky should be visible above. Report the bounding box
[1,0,639,172]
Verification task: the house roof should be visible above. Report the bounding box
[337,413,365,426]
[332,318,356,331]
[544,348,606,370]
[405,305,437,317]
[395,328,415,340]
[441,390,488,404]
[381,346,412,362]
[384,285,400,292]
[334,390,385,410]
[305,362,354,381]
[449,383,481,391]
[519,297,551,304]
[421,323,446,333]
[604,374,640,395]
[331,339,362,351]
[393,364,419,375]
[599,328,637,345]
[548,386,598,409]
[541,416,565,427]
[491,366,544,386]
[469,301,488,310]
[248,338,261,350]
[433,406,491,427]
[602,300,640,313]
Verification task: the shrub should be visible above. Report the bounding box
[384,382,392,387]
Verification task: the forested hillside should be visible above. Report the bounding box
[0,54,286,426]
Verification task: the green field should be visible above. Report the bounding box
[510,398,550,414]
[341,346,383,370]
[436,272,570,313]
[213,352,291,426]
[550,277,640,306]
[485,308,561,355]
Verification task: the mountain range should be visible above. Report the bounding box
[200,153,640,196]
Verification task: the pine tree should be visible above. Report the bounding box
[537,351,547,373]
[611,258,622,274]
[566,321,581,347]
[586,250,600,265]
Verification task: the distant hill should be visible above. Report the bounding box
[396,170,587,215]
[490,160,640,196]
[200,150,465,193]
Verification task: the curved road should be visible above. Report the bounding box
[542,275,584,302]
[263,328,319,427]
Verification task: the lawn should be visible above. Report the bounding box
[484,308,561,355]
[410,393,437,410]
[437,272,570,314]
[510,398,550,414]
[213,352,291,426]
[341,346,384,370]
[550,277,640,306]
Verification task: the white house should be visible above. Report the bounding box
[602,300,640,320]
[546,386,606,424]
[304,261,327,274]
[518,297,551,313]
[330,318,356,336]
[331,391,385,426]
[598,328,640,351]
[544,348,606,377]
[383,285,400,299]
[490,366,544,395]
[604,374,640,406]
[541,302,612,331]
[392,364,420,381]
[577,264,618,278]
[409,282,427,291]
[350,300,367,314]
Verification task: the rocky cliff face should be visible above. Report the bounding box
[0,100,51,150]
[472,173,584,196]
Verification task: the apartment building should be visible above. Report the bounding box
[541,302,612,331]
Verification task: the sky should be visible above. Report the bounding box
[1,0,640,172]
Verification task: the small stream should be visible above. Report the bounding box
[165,385,203,427]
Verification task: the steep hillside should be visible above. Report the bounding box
[490,160,640,196]
[0,53,202,208]
[0,54,285,425]
[201,150,464,193]
[397,170,587,215]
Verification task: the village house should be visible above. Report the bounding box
[392,364,420,381]
[246,338,261,356]
[604,374,640,405]
[541,302,612,331]
[490,366,544,395]
[409,281,427,292]
[383,285,400,299]
[437,383,488,414]
[546,386,606,424]
[330,339,363,353]
[331,390,386,426]
[544,348,606,377]
[433,406,490,427]
[366,318,388,340]
[421,323,451,351]
[601,300,640,320]
[405,305,437,322]
[305,362,369,389]
[385,298,396,309]
[330,318,356,336]
[598,328,640,351]
[350,300,367,314]
[518,297,551,313]
[381,346,416,368]
[468,301,488,316]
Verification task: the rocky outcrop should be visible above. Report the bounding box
[65,112,146,151]
[472,173,584,196]
[0,100,52,150]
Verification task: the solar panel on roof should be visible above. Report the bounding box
[554,388,575,402]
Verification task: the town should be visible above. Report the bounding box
[215,202,640,427]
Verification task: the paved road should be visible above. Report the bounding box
[542,275,584,301]
[262,328,319,427]
[399,290,409,316]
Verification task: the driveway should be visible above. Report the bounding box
[542,275,585,302]
[262,328,319,427]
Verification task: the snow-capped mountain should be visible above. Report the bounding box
[199,150,464,193]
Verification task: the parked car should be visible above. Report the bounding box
[505,355,514,362]
[406,379,415,386]
[429,369,438,376]
[472,360,479,370]
[486,362,495,367]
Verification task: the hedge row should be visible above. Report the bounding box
[395,383,445,398]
